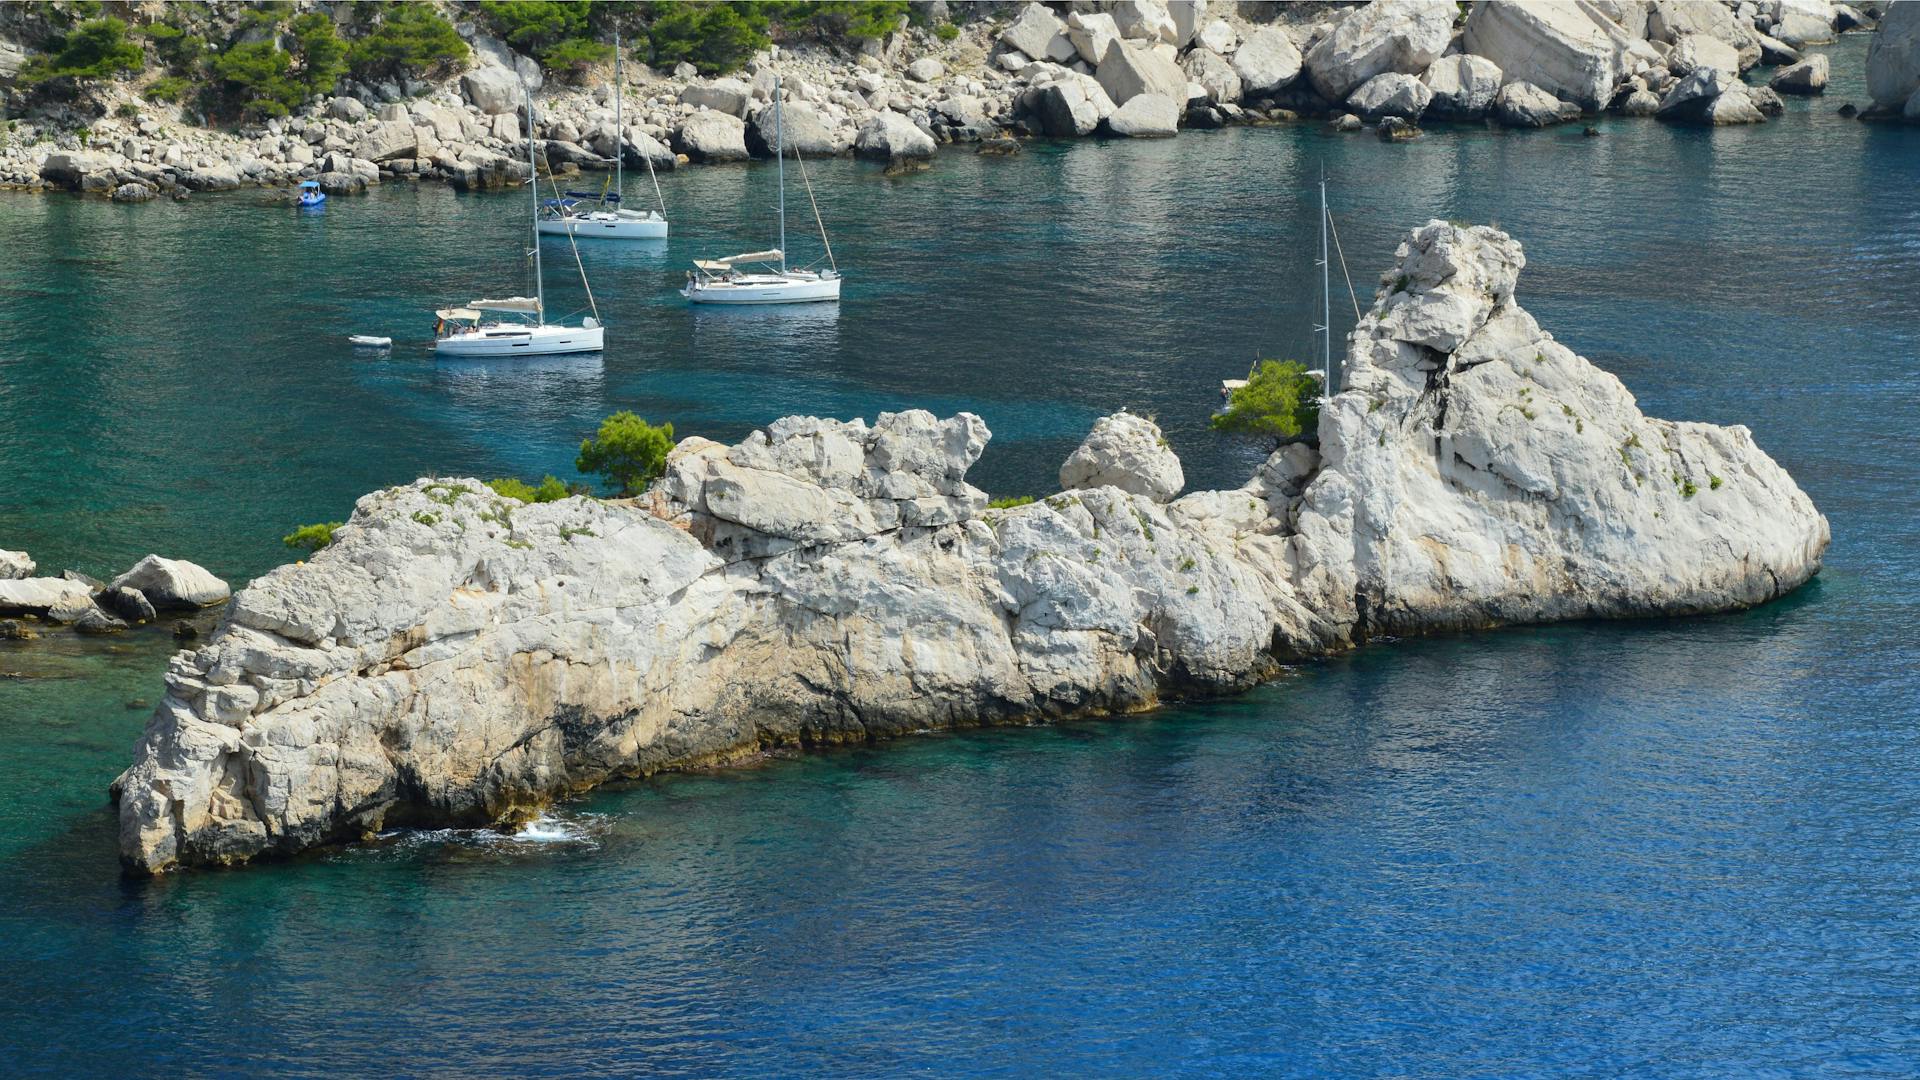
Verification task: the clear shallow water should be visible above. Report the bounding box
[3,38,1919,1074]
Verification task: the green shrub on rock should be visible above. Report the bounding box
[21,17,144,87]
[283,522,343,553]
[577,412,675,496]
[207,13,346,119]
[638,2,770,75]
[1211,360,1321,445]
[485,475,574,503]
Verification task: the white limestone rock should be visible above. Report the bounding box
[1095,40,1189,105]
[112,555,231,609]
[1231,27,1305,97]
[680,78,753,118]
[1422,54,1503,117]
[1493,81,1582,126]
[1669,33,1742,77]
[1346,71,1433,119]
[0,577,93,615]
[1106,93,1181,136]
[1463,0,1622,112]
[0,550,32,580]
[1304,0,1455,102]
[1168,0,1209,47]
[1183,48,1244,104]
[1196,19,1237,55]
[1027,73,1118,135]
[1112,0,1178,43]
[1868,2,1920,113]
[1067,11,1121,66]
[1001,3,1075,64]
[676,111,751,163]
[853,112,936,160]
[1770,53,1829,94]
[1060,413,1184,502]
[461,66,521,115]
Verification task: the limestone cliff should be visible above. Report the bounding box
[114,222,1828,873]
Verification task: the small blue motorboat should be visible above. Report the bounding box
[296,180,326,208]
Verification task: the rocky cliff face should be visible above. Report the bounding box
[114,222,1828,873]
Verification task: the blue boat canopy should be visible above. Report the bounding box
[299,180,321,189]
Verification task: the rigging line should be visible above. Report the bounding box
[546,168,599,321]
[1326,205,1362,322]
[791,136,835,273]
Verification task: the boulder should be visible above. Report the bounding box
[1001,2,1074,63]
[1346,71,1433,119]
[1702,87,1769,123]
[676,111,751,163]
[681,78,753,118]
[182,165,241,192]
[0,550,31,579]
[1616,87,1663,114]
[1464,0,1621,111]
[1656,65,1757,123]
[1771,0,1837,47]
[1422,54,1503,116]
[0,577,94,616]
[1197,19,1237,54]
[1111,0,1178,42]
[1757,33,1803,65]
[74,605,129,635]
[110,182,155,203]
[1106,92,1181,135]
[751,103,847,157]
[1169,0,1208,47]
[1333,112,1365,130]
[906,57,946,82]
[1027,74,1117,136]
[1231,27,1305,98]
[1060,413,1185,502]
[1770,53,1829,94]
[1304,0,1455,102]
[1182,48,1243,104]
[38,151,107,191]
[1747,84,1786,116]
[0,620,35,641]
[99,585,157,624]
[854,112,937,160]
[461,66,522,115]
[1067,11,1121,65]
[354,120,417,163]
[316,170,367,195]
[1669,33,1743,76]
[110,555,229,610]
[1096,40,1189,105]
[328,96,368,122]
[1867,1,1920,112]
[1494,81,1583,126]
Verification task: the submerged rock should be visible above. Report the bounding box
[115,222,1827,874]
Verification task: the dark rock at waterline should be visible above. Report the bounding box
[172,620,199,641]
[1186,105,1226,129]
[1838,102,1859,117]
[99,586,156,624]
[74,605,128,635]
[0,619,36,641]
[1378,117,1422,141]
[976,137,1022,156]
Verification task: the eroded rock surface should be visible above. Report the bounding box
[116,222,1828,874]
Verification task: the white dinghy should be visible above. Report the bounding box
[535,31,667,242]
[437,87,603,358]
[684,50,840,306]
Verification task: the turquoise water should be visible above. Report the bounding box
[4,39,1920,1074]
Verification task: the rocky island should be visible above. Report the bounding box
[113,221,1829,873]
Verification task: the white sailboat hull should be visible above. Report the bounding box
[683,273,842,305]
[537,212,668,240]
[435,323,604,357]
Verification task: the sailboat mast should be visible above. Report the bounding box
[1320,171,1332,403]
[528,86,544,324]
[775,62,787,273]
[613,30,623,199]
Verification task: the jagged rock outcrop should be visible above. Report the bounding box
[1305,0,1455,102]
[115,223,1827,874]
[1059,412,1185,501]
[1867,1,1920,114]
[1464,0,1625,112]
[112,555,231,609]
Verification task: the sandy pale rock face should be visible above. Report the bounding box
[115,224,1826,874]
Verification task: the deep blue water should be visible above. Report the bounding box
[3,37,1918,1075]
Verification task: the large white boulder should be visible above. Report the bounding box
[676,111,751,163]
[1422,54,1503,116]
[1231,27,1305,97]
[680,78,752,118]
[854,112,937,160]
[1868,2,1920,112]
[1067,11,1120,65]
[1346,71,1433,118]
[0,577,93,615]
[1304,0,1455,102]
[1168,0,1208,47]
[1657,66,1766,124]
[1196,18,1237,54]
[750,103,848,157]
[1493,80,1582,126]
[354,120,417,163]
[1769,53,1829,94]
[1770,0,1837,47]
[111,555,230,609]
[1060,413,1185,502]
[1001,3,1076,63]
[1026,73,1118,135]
[1096,40,1189,105]
[1111,0,1178,42]
[1668,33,1742,77]
[1106,92,1181,136]
[1463,0,1622,111]
[1182,47,1244,104]
[461,65,521,115]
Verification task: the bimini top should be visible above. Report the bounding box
[435,307,482,321]
[694,249,783,272]
[299,180,321,189]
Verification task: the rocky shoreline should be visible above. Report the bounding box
[1,550,230,641]
[111,219,1829,874]
[4,1,1917,202]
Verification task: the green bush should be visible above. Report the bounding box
[639,2,769,75]
[143,75,191,102]
[480,0,593,60]
[542,36,615,78]
[21,17,144,86]
[348,4,468,81]
[935,22,960,41]
[207,13,346,119]
[576,412,675,496]
[283,521,343,552]
[114,101,140,118]
[987,495,1035,509]
[486,475,573,503]
[1211,360,1321,445]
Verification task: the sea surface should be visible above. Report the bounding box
[2,38,1918,1075]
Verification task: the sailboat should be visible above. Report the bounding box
[435,87,605,358]
[536,30,668,241]
[684,49,840,305]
